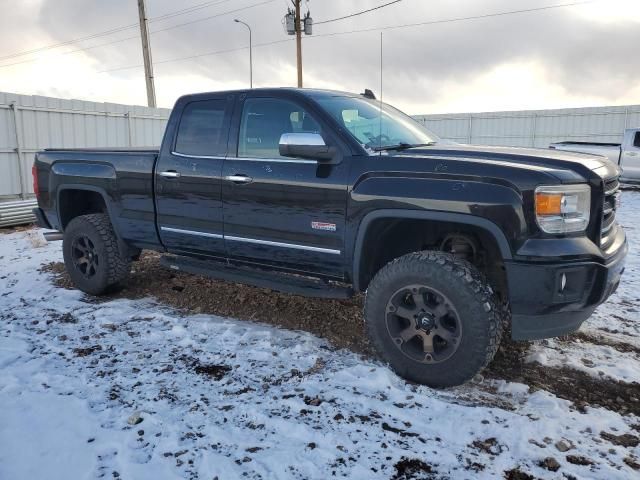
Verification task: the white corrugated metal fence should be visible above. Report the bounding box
[0,91,170,226]
[0,91,170,202]
[415,104,640,148]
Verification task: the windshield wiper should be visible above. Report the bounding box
[373,142,436,152]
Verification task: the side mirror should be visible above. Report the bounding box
[279,133,333,161]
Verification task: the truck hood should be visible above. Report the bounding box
[394,143,620,181]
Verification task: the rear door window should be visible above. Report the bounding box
[174,99,227,156]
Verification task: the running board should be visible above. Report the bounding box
[160,255,354,299]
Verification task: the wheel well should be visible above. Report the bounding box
[59,189,108,229]
[356,218,508,301]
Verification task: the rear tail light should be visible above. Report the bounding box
[32,164,39,197]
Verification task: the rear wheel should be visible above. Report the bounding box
[63,214,131,295]
[364,251,504,388]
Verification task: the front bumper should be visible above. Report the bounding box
[505,229,628,340]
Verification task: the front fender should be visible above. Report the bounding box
[350,208,514,291]
[347,176,525,290]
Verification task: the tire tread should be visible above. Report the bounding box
[64,213,130,294]
[364,251,506,387]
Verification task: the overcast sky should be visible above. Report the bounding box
[0,0,638,114]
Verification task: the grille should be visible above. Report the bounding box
[600,177,620,250]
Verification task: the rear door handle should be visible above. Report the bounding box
[159,170,180,178]
[225,174,253,184]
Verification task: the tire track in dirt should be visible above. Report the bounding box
[487,337,640,416]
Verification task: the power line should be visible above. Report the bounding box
[0,0,276,69]
[0,24,138,62]
[97,0,601,74]
[0,35,141,69]
[315,0,599,35]
[0,0,237,63]
[149,0,275,35]
[150,0,235,23]
[99,38,294,73]
[315,0,403,25]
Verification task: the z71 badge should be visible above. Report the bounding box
[311,221,337,232]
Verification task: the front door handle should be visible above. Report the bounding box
[159,170,181,178]
[225,174,253,184]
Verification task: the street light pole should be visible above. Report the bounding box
[234,19,252,89]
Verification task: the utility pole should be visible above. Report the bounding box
[295,0,302,88]
[284,1,312,88]
[137,0,156,107]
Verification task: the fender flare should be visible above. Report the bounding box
[56,184,134,257]
[57,184,117,229]
[351,209,513,291]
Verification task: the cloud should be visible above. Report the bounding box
[0,0,638,114]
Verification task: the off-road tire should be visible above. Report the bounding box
[364,251,505,388]
[63,214,131,295]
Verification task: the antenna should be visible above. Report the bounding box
[379,32,383,153]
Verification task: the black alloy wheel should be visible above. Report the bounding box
[385,284,461,364]
[71,235,99,278]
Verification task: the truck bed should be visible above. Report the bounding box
[34,148,161,249]
[43,147,159,153]
[550,141,622,167]
[550,128,640,183]
[551,141,621,147]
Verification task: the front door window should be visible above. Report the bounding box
[238,98,321,159]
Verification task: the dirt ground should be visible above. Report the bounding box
[0,223,35,235]
[41,251,640,419]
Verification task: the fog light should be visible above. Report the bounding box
[553,267,592,303]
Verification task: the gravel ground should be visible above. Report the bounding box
[41,253,371,355]
[41,247,639,417]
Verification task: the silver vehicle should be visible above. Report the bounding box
[550,128,640,183]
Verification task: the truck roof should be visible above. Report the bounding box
[177,87,363,102]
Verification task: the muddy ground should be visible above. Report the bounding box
[41,251,640,419]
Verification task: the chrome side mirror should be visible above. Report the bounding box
[279,133,332,161]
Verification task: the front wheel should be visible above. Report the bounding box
[62,214,131,295]
[364,251,504,388]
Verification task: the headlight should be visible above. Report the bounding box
[535,184,591,234]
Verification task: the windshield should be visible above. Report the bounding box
[315,96,439,152]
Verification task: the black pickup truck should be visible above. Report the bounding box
[32,88,627,387]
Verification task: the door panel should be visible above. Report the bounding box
[155,95,233,257]
[222,96,349,278]
[222,158,348,276]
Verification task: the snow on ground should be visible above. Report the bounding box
[525,190,640,383]
[586,189,640,342]
[1,193,639,480]
[525,338,640,383]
